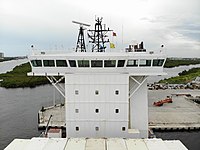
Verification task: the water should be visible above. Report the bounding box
[148,64,200,83]
[0,60,200,149]
[155,131,200,150]
[0,59,28,74]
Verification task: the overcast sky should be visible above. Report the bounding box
[0,0,200,57]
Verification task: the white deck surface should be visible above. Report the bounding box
[5,138,188,150]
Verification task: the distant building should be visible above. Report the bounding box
[0,52,4,59]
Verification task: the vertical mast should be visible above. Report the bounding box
[72,21,90,52]
[88,17,113,52]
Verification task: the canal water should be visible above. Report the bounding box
[0,60,200,149]
[0,59,28,74]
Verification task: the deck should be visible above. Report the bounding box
[5,138,188,150]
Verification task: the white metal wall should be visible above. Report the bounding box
[129,76,148,138]
[65,74,129,138]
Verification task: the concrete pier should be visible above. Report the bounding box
[38,90,200,132]
[149,90,200,131]
[38,104,65,129]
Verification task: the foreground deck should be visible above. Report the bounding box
[5,138,187,150]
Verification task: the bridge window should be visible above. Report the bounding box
[78,60,89,67]
[104,60,116,67]
[31,60,42,67]
[91,60,103,67]
[69,60,77,67]
[43,60,55,67]
[153,59,164,66]
[56,60,67,67]
[127,59,138,67]
[139,59,151,67]
[117,60,125,67]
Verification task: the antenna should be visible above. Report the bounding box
[88,17,113,52]
[72,21,91,52]
[72,21,90,27]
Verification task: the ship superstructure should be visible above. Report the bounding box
[28,18,166,138]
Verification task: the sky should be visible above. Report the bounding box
[0,0,200,57]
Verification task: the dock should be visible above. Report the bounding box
[38,104,65,129]
[38,90,200,132]
[149,92,200,131]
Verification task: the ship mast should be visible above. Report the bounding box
[88,17,113,52]
[72,21,90,52]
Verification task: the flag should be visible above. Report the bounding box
[113,32,117,36]
[110,43,115,48]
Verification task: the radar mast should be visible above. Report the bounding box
[72,21,90,52]
[88,17,113,52]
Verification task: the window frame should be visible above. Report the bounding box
[56,60,68,67]
[43,60,55,67]
[31,60,42,67]
[117,60,125,67]
[78,60,90,67]
[91,60,103,67]
[126,59,138,67]
[104,60,116,67]
[69,60,77,67]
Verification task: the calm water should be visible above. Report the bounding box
[0,59,28,74]
[148,64,200,83]
[0,60,200,149]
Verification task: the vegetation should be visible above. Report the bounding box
[164,58,200,68]
[159,67,200,84]
[1,57,200,88]
[0,63,49,88]
[0,57,15,62]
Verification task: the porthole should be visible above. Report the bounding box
[115,109,119,113]
[95,109,99,113]
[75,126,79,131]
[75,90,79,95]
[95,127,99,131]
[122,127,126,131]
[95,90,99,95]
[115,90,119,95]
[75,109,79,113]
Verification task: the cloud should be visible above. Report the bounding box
[0,0,199,57]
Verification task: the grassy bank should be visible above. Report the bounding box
[1,58,200,88]
[159,67,200,84]
[0,63,49,88]
[164,58,200,68]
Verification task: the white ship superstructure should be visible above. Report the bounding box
[5,17,190,150]
[27,18,166,138]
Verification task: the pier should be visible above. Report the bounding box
[38,90,200,132]
[38,104,65,129]
[149,91,200,131]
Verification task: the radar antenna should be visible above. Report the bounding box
[88,17,113,52]
[72,21,90,52]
